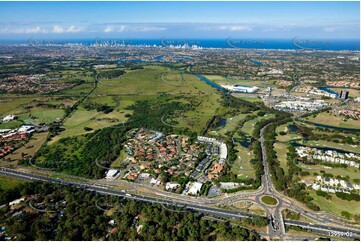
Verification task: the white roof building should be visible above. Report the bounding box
[219,143,228,165]
[2,115,16,122]
[9,197,25,206]
[321,186,328,192]
[187,182,203,195]
[150,178,161,185]
[312,184,320,190]
[18,125,35,134]
[221,84,259,93]
[165,182,180,191]
[106,169,119,179]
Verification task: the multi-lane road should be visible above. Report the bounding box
[0,167,359,240]
[0,116,359,240]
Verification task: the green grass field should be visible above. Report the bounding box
[214,113,250,137]
[49,105,131,144]
[48,95,146,143]
[312,129,357,139]
[274,143,289,175]
[230,143,255,179]
[166,94,223,132]
[62,82,95,95]
[307,111,359,129]
[94,66,218,95]
[0,120,23,129]
[300,164,359,181]
[308,190,359,219]
[303,140,360,154]
[19,107,64,124]
[261,195,278,205]
[111,149,128,168]
[56,66,225,133]
[238,96,262,103]
[241,113,275,136]
[275,122,302,142]
[0,96,78,126]
[0,96,36,116]
[0,175,26,190]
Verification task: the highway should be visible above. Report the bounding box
[0,167,359,240]
[1,112,359,241]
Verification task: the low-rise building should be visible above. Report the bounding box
[165,182,180,191]
[184,182,203,195]
[106,169,119,179]
[274,99,326,112]
[2,115,16,122]
[220,84,259,93]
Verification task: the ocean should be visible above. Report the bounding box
[1,38,359,51]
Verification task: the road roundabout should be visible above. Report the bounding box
[261,195,279,206]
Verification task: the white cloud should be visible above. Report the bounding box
[104,26,115,33]
[200,24,253,32]
[0,26,47,34]
[218,25,253,31]
[52,25,83,33]
[103,25,166,33]
[103,25,127,33]
[135,26,167,32]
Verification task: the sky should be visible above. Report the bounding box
[0,1,359,40]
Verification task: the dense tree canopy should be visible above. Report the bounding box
[0,182,261,241]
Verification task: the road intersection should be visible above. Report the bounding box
[0,123,359,240]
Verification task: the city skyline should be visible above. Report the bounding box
[0,1,359,39]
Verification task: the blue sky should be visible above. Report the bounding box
[0,1,359,39]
